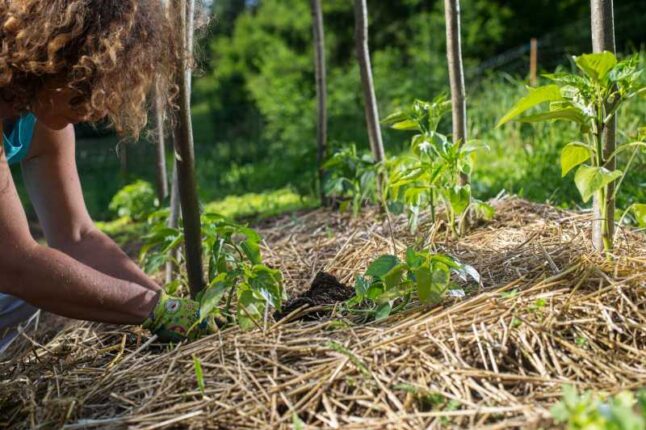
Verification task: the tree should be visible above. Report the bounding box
[590,0,616,252]
[310,0,328,205]
[354,0,385,170]
[444,0,468,186]
[171,0,204,297]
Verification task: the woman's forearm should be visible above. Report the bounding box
[52,227,161,292]
[1,241,159,324]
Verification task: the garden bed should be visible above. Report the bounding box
[1,197,644,429]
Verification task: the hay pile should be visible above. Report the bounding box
[1,197,644,429]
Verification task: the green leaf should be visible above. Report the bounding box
[561,143,591,176]
[446,185,471,216]
[574,166,623,203]
[382,110,408,125]
[383,264,407,290]
[405,247,424,269]
[239,227,262,265]
[366,255,400,279]
[193,355,205,394]
[518,107,586,125]
[414,265,433,304]
[374,302,393,321]
[366,283,385,301]
[631,204,646,228]
[575,51,617,81]
[354,275,370,299]
[391,119,420,131]
[496,85,563,127]
[199,276,228,318]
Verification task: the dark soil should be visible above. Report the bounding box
[274,272,355,321]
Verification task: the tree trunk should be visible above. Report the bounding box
[590,0,616,252]
[153,91,169,203]
[171,0,204,298]
[444,0,468,186]
[353,0,385,168]
[310,0,328,206]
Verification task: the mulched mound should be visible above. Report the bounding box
[1,196,644,429]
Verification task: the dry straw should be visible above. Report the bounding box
[1,197,644,429]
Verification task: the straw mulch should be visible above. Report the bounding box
[1,197,644,429]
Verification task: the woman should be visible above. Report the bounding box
[0,0,214,351]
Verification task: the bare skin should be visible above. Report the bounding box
[0,89,161,325]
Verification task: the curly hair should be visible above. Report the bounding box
[0,0,180,138]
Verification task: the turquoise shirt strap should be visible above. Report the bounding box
[2,113,37,166]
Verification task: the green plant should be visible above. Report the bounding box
[498,52,645,252]
[323,144,380,216]
[551,385,646,430]
[346,248,479,321]
[383,96,493,235]
[140,212,285,331]
[108,180,158,222]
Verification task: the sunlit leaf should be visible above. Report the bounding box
[574,166,623,203]
[631,204,646,228]
[574,51,617,81]
[518,107,586,125]
[497,85,563,127]
[561,142,592,176]
[374,302,393,321]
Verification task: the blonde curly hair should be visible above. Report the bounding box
[0,0,180,138]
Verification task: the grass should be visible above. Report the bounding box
[98,188,317,245]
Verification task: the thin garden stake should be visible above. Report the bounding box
[310,0,328,206]
[444,0,468,186]
[354,0,385,174]
[590,0,617,252]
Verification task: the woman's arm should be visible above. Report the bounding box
[0,135,158,324]
[21,122,160,291]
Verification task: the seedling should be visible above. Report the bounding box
[141,213,285,330]
[346,247,479,321]
[383,96,493,235]
[498,52,645,252]
[323,144,380,216]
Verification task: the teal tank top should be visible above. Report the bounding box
[2,113,37,165]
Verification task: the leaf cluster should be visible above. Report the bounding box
[551,385,646,430]
[140,212,285,330]
[383,97,494,234]
[498,52,645,208]
[347,248,480,321]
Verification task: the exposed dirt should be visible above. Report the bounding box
[274,271,355,321]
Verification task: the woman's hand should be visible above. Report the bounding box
[143,292,218,342]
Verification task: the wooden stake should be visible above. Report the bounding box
[153,91,169,203]
[590,0,616,252]
[529,38,538,86]
[444,0,469,187]
[354,0,385,167]
[310,0,328,206]
[171,0,204,297]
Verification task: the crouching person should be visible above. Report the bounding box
[0,0,213,352]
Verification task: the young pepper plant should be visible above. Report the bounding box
[323,144,380,216]
[497,52,645,252]
[140,213,285,331]
[347,248,480,321]
[383,96,493,235]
